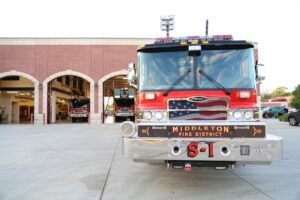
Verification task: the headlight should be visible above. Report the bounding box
[138,110,167,121]
[229,109,258,121]
[233,111,242,119]
[244,110,253,119]
[154,112,163,120]
[143,111,152,120]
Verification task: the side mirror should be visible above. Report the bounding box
[127,63,136,84]
[255,60,265,82]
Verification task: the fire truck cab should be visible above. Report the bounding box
[69,98,90,122]
[120,35,282,169]
[114,88,135,122]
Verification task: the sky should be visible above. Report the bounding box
[0,0,299,93]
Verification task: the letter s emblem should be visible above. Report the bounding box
[187,142,198,157]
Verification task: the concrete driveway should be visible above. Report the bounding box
[0,120,299,200]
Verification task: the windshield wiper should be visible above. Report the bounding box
[163,68,192,96]
[198,69,231,95]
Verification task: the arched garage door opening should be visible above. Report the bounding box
[0,71,39,124]
[101,73,135,123]
[43,71,94,124]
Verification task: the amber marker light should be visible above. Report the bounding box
[180,41,187,45]
[254,111,259,119]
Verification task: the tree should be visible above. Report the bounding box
[290,85,300,110]
[270,86,291,97]
[262,92,272,101]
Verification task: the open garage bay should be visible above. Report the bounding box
[0,119,299,200]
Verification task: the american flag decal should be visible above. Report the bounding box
[168,98,228,120]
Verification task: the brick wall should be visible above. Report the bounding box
[0,45,138,82]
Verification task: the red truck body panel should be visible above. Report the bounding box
[137,90,258,110]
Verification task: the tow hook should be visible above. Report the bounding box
[184,163,192,172]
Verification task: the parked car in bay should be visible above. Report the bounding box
[262,106,288,118]
[288,111,300,126]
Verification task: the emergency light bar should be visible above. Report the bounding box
[154,35,233,44]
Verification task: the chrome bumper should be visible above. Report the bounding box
[123,134,282,161]
[122,121,282,165]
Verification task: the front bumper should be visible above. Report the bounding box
[122,121,282,164]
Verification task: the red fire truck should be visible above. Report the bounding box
[120,35,282,170]
[69,98,90,122]
[114,88,135,122]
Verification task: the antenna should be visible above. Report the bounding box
[205,19,209,36]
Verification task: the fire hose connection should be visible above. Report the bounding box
[172,146,181,156]
[221,146,230,156]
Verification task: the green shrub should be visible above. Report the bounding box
[278,114,288,122]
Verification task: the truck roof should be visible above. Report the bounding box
[138,35,254,52]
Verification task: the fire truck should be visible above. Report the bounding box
[69,98,90,122]
[114,88,135,122]
[120,35,282,170]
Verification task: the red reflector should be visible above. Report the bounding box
[184,163,192,172]
[213,35,233,40]
[187,36,201,39]
[154,37,174,43]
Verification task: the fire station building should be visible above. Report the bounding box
[0,38,259,125]
[0,38,153,124]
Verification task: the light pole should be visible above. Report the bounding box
[160,15,174,37]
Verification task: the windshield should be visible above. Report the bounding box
[70,99,90,108]
[115,99,134,107]
[138,48,255,91]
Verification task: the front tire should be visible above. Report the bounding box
[289,116,298,126]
